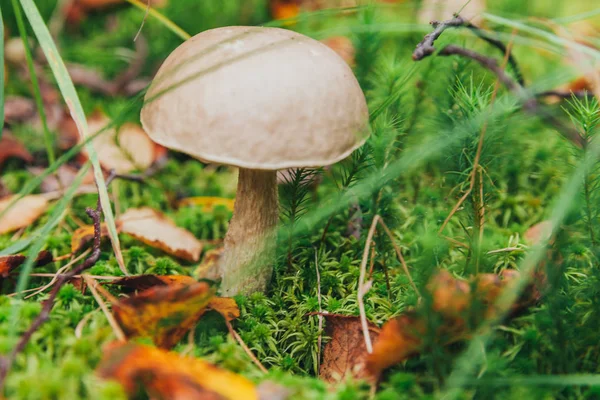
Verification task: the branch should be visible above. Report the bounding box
[0,184,105,390]
[436,45,585,148]
[413,14,524,86]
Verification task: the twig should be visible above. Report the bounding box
[224,320,268,374]
[358,216,378,354]
[314,250,323,373]
[0,192,104,389]
[23,250,90,299]
[81,274,126,341]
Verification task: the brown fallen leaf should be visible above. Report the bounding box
[118,207,203,262]
[524,220,553,246]
[112,282,215,348]
[3,97,36,124]
[194,247,224,280]
[319,314,380,383]
[0,132,33,168]
[97,341,258,400]
[71,222,119,253]
[0,251,53,278]
[178,197,235,212]
[82,114,159,174]
[417,0,486,25]
[366,268,541,376]
[109,273,238,322]
[109,274,197,292]
[0,195,48,235]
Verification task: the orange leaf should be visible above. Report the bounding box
[319,314,380,383]
[118,207,203,262]
[321,36,355,66]
[178,197,235,212]
[0,195,48,234]
[366,313,424,376]
[112,282,215,348]
[203,297,240,322]
[0,251,53,278]
[97,342,258,400]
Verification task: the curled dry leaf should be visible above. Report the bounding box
[109,274,238,322]
[178,197,235,212]
[0,132,33,167]
[0,195,48,235]
[111,282,215,348]
[366,269,541,376]
[319,314,380,383]
[0,251,53,278]
[194,247,224,280]
[118,207,203,262]
[82,114,160,174]
[97,342,258,400]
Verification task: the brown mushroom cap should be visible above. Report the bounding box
[141,26,370,170]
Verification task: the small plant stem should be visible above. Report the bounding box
[583,147,597,246]
[358,216,378,354]
[224,320,268,374]
[11,0,56,165]
[314,250,323,374]
[81,275,126,341]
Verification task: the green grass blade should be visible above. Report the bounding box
[0,7,4,141]
[18,0,126,274]
[11,0,56,165]
[125,0,191,40]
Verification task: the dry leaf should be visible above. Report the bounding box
[3,97,36,125]
[83,114,158,174]
[97,341,258,400]
[367,268,540,376]
[0,195,48,234]
[203,297,240,322]
[321,36,355,66]
[109,274,238,322]
[109,274,197,292]
[71,222,118,253]
[178,197,235,212]
[118,207,203,262]
[0,132,33,167]
[194,247,224,280]
[319,314,380,383]
[524,220,553,246]
[0,251,53,278]
[112,282,215,348]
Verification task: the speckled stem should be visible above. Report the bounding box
[220,168,279,296]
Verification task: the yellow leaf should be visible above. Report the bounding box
[0,195,48,234]
[178,197,235,212]
[98,342,258,400]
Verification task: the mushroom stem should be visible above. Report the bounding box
[220,168,279,296]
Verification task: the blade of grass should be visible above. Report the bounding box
[0,7,4,141]
[18,0,127,274]
[125,0,191,40]
[11,0,56,165]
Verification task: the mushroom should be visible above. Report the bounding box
[141,26,370,295]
